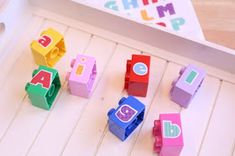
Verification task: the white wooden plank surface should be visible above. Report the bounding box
[0,12,234,156]
[180,76,220,156]
[96,55,167,156]
[199,82,235,156]
[0,20,68,156]
[61,45,137,156]
[27,33,116,156]
[130,63,182,156]
[0,15,44,86]
[0,16,44,140]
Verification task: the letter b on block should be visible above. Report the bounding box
[163,120,181,138]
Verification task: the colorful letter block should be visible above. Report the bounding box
[107,96,145,141]
[124,54,150,97]
[67,54,97,98]
[170,64,206,108]
[31,28,66,67]
[153,113,183,156]
[25,66,61,110]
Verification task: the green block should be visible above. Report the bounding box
[25,66,61,110]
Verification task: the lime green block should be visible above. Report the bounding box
[25,66,61,110]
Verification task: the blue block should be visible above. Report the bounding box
[107,96,145,141]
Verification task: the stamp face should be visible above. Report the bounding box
[115,104,138,123]
[133,62,148,76]
[185,70,198,85]
[162,120,181,138]
[38,35,52,48]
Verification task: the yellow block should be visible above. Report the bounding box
[31,28,66,67]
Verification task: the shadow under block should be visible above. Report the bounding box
[25,66,61,110]
[31,28,66,67]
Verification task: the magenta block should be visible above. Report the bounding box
[67,54,97,98]
[153,113,183,156]
[170,64,206,108]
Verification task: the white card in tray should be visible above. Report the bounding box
[73,0,204,39]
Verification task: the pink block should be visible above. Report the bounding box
[153,113,183,156]
[67,54,97,98]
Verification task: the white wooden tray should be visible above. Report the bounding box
[0,0,235,156]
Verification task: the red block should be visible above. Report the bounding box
[124,54,150,97]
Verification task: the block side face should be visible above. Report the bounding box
[31,48,47,66]
[160,145,183,156]
[68,82,90,97]
[124,107,145,140]
[127,82,148,97]
[108,119,125,141]
[160,114,183,147]
[45,74,61,109]
[170,86,192,107]
[87,62,97,93]
[26,90,48,110]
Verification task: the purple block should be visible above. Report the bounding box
[170,64,206,108]
[67,54,97,98]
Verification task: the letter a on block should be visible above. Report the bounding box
[30,70,52,89]
[38,35,52,48]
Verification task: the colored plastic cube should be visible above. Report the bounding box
[67,54,97,98]
[124,54,150,97]
[31,28,66,67]
[107,96,145,141]
[25,66,61,110]
[153,113,183,156]
[170,64,206,108]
